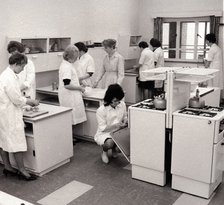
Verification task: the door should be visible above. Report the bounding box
[129,108,166,171]
[171,114,215,182]
[211,138,224,183]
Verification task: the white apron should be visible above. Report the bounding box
[0,67,27,152]
[58,60,86,125]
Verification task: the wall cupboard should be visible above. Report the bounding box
[7,37,71,73]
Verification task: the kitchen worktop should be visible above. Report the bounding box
[125,68,138,76]
[23,103,72,122]
[36,86,106,100]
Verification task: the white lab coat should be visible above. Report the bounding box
[94,101,127,146]
[207,43,223,90]
[154,47,164,88]
[0,67,27,152]
[58,60,86,125]
[76,53,95,87]
[96,52,124,89]
[18,59,36,99]
[154,47,164,68]
[139,48,155,82]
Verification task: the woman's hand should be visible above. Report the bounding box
[92,81,98,88]
[80,86,85,93]
[26,99,39,107]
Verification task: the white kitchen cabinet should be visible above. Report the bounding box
[0,104,73,176]
[117,35,141,59]
[129,106,167,186]
[171,112,224,198]
[7,37,71,73]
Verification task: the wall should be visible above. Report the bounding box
[0,0,140,74]
[139,0,223,42]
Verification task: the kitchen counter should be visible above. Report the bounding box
[0,103,73,176]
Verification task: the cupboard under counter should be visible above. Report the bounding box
[0,103,73,176]
[36,86,105,141]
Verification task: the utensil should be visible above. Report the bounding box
[189,89,205,108]
[153,93,166,110]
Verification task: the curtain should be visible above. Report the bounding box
[153,17,163,42]
[210,15,220,44]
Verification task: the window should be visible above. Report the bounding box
[162,17,210,61]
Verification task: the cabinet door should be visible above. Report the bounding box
[211,138,224,183]
[130,108,166,171]
[171,115,215,183]
[83,109,98,139]
[23,137,37,171]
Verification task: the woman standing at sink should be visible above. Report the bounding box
[58,45,87,125]
[134,41,155,99]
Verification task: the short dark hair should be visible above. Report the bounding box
[149,38,161,47]
[104,84,125,106]
[102,39,116,49]
[9,52,27,65]
[7,41,25,53]
[205,33,216,43]
[138,41,148,48]
[74,42,88,53]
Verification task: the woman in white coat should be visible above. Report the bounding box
[93,39,124,89]
[94,84,128,164]
[150,38,165,95]
[204,33,223,93]
[0,53,39,180]
[7,41,36,99]
[74,42,95,87]
[58,45,87,125]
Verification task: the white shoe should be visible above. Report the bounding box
[101,151,109,164]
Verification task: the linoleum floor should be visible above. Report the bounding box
[0,140,224,205]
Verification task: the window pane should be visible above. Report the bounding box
[180,50,194,60]
[162,23,169,49]
[180,22,195,49]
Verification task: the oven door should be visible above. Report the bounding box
[211,137,224,183]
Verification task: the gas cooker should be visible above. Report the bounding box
[132,99,166,110]
[178,106,224,118]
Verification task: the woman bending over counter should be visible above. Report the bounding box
[58,45,87,125]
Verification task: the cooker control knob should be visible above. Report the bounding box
[208,120,212,124]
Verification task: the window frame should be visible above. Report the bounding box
[162,17,210,62]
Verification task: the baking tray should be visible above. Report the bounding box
[23,110,49,118]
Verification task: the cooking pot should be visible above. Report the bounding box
[189,88,205,108]
[153,94,166,110]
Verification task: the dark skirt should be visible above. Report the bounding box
[138,80,155,89]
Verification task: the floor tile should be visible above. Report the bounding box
[37,180,93,205]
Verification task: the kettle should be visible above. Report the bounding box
[189,89,205,108]
[153,93,166,110]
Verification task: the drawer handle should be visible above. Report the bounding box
[221,143,224,146]
[33,150,36,156]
